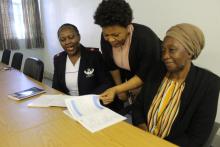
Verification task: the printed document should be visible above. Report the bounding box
[65,94,126,133]
[28,94,71,107]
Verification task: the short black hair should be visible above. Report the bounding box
[94,0,133,27]
[57,23,79,38]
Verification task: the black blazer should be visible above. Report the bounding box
[52,45,112,95]
[101,23,161,81]
[132,63,220,147]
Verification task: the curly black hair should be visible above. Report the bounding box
[94,0,133,27]
[57,23,79,38]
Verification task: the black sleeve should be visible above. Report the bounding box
[92,50,113,94]
[100,34,118,71]
[132,83,147,125]
[170,75,220,147]
[135,28,162,81]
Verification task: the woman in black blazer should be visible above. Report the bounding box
[52,23,122,112]
[132,23,220,147]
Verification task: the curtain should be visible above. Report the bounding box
[0,0,19,50]
[22,0,44,49]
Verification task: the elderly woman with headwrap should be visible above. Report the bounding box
[132,23,220,147]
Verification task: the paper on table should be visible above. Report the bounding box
[65,94,126,133]
[66,94,104,119]
[28,94,72,107]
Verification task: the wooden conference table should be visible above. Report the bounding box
[0,63,177,147]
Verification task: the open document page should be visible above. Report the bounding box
[28,94,72,107]
[65,94,126,133]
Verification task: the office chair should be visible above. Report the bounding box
[23,57,44,82]
[203,122,220,147]
[11,52,23,70]
[1,49,11,65]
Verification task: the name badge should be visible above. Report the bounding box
[84,68,94,78]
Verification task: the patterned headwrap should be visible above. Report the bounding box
[165,23,205,59]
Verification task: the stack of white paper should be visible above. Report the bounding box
[28,94,72,107]
[65,94,126,133]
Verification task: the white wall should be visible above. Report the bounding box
[128,0,220,76]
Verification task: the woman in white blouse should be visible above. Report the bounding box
[52,23,123,112]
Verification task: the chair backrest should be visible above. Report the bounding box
[203,122,220,147]
[1,49,11,65]
[23,57,44,82]
[11,52,23,70]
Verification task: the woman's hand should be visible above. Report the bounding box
[100,87,117,105]
[100,75,143,105]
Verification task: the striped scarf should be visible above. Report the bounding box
[147,75,185,138]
